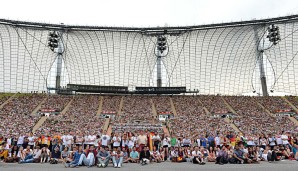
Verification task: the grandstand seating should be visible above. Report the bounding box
[36,95,105,134]
[286,96,298,109]
[0,93,13,106]
[40,95,72,112]
[0,93,45,135]
[199,95,230,114]
[255,96,292,114]
[101,95,122,114]
[0,94,297,137]
[120,95,154,123]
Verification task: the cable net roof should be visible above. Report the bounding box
[1,16,298,95]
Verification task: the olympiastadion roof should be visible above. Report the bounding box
[1,15,298,95]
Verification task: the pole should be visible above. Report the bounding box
[253,26,269,96]
[157,55,162,87]
[55,33,63,93]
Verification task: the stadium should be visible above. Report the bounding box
[0,11,298,171]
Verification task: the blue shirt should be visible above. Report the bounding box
[200,138,207,147]
[130,151,139,159]
[73,151,83,163]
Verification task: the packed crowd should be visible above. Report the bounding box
[0,130,297,167]
[286,96,298,109]
[0,94,45,136]
[170,96,232,139]
[120,96,154,123]
[223,96,296,135]
[112,123,163,133]
[36,95,105,135]
[151,96,172,113]
[0,93,13,106]
[40,95,72,112]
[255,96,292,114]
[101,96,121,114]
[200,95,230,114]
[0,94,298,167]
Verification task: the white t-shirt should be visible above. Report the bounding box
[151,150,160,157]
[7,138,12,146]
[268,137,276,146]
[162,137,171,146]
[101,135,110,146]
[281,134,289,145]
[17,136,24,145]
[33,149,41,159]
[28,136,35,146]
[215,136,220,146]
[192,150,202,157]
[276,135,282,145]
[196,139,201,147]
[62,135,73,145]
[128,136,136,147]
[182,138,191,146]
[152,135,161,143]
[247,136,255,146]
[84,135,89,145]
[122,139,128,147]
[88,135,96,145]
[260,138,267,146]
[113,136,121,147]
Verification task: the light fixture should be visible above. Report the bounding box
[157,35,167,54]
[48,31,59,51]
[266,24,281,45]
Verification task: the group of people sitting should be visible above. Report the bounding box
[0,128,298,168]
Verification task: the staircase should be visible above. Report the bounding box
[253,97,275,118]
[151,99,158,119]
[106,125,112,136]
[169,97,177,117]
[117,96,124,117]
[162,125,170,136]
[97,96,103,115]
[32,116,47,133]
[31,97,47,116]
[221,96,237,115]
[288,117,298,126]
[151,99,158,124]
[0,93,16,110]
[197,98,211,115]
[224,118,242,134]
[103,118,110,132]
[280,97,298,126]
[281,96,298,113]
[60,97,74,115]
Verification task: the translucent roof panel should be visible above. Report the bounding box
[1,16,298,95]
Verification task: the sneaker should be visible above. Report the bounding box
[114,163,117,168]
[97,164,101,168]
[118,164,121,168]
[103,163,107,168]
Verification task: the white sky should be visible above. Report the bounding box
[1,0,298,27]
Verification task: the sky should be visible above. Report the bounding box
[1,0,298,27]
